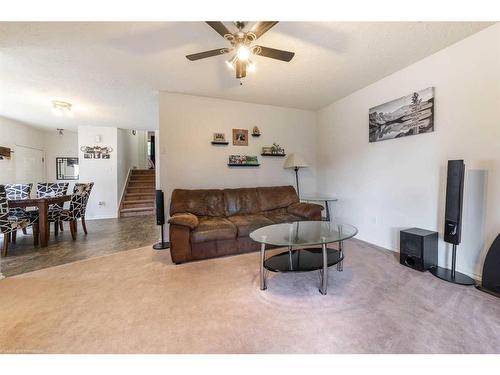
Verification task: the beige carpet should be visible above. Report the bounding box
[0,239,499,354]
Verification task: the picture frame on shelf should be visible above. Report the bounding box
[232,129,249,146]
[261,143,285,156]
[228,155,260,166]
[252,126,261,137]
[212,132,229,145]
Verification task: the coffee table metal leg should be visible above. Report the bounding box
[288,246,293,271]
[337,240,344,272]
[260,242,267,290]
[320,243,328,295]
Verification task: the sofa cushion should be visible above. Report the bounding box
[287,202,323,219]
[227,214,274,237]
[168,213,199,229]
[171,189,225,217]
[257,186,299,211]
[223,188,260,216]
[191,216,237,243]
[264,210,302,224]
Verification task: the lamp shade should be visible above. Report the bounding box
[284,153,309,169]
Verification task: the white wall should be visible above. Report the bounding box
[44,130,78,192]
[0,116,46,185]
[78,125,118,219]
[159,93,318,238]
[317,24,500,279]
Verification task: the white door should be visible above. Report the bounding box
[14,145,46,190]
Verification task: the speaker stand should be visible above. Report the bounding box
[153,224,170,250]
[429,244,475,285]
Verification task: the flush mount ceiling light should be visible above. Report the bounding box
[51,100,73,117]
[186,22,295,80]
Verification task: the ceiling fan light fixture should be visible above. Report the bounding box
[186,22,294,80]
[51,100,73,117]
[236,45,250,61]
[226,55,237,70]
[247,60,256,72]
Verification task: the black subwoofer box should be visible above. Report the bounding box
[400,228,438,271]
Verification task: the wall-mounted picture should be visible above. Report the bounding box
[369,87,434,143]
[228,155,259,165]
[80,145,113,159]
[232,128,249,146]
[213,132,226,142]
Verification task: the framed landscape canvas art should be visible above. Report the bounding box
[369,87,434,143]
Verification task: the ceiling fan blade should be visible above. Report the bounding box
[248,22,278,40]
[253,46,295,62]
[186,48,230,61]
[206,22,232,39]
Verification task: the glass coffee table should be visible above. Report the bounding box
[250,221,358,295]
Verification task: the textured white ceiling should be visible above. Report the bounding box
[0,22,494,131]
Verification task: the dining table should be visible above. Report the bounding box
[9,195,72,247]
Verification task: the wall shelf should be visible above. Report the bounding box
[227,164,260,167]
[251,134,261,137]
[211,141,229,145]
[261,153,286,157]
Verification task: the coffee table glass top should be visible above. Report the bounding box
[249,221,358,247]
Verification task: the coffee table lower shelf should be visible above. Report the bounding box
[264,248,343,273]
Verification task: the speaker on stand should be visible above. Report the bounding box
[153,189,170,250]
[430,160,475,285]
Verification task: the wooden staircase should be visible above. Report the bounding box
[120,169,156,217]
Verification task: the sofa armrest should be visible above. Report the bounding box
[287,202,323,219]
[168,213,199,229]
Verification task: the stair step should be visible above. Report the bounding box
[130,177,155,182]
[127,187,155,193]
[125,193,155,198]
[120,206,155,217]
[121,206,155,213]
[128,180,154,185]
[124,199,155,204]
[128,181,155,188]
[123,201,155,209]
[131,169,155,175]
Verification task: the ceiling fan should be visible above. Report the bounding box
[186,21,295,79]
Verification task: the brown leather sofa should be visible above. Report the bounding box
[168,185,323,263]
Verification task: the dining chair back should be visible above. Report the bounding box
[60,182,94,239]
[0,185,30,257]
[36,183,69,219]
[5,183,32,219]
[0,185,12,235]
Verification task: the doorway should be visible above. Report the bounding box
[14,145,46,186]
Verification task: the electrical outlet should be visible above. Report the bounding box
[98,201,106,206]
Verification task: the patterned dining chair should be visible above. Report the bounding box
[5,183,32,237]
[60,183,93,240]
[1,185,30,257]
[31,182,69,236]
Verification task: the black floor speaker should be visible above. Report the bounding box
[153,189,170,250]
[430,160,475,285]
[476,234,500,298]
[400,228,438,271]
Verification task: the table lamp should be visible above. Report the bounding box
[284,153,309,198]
